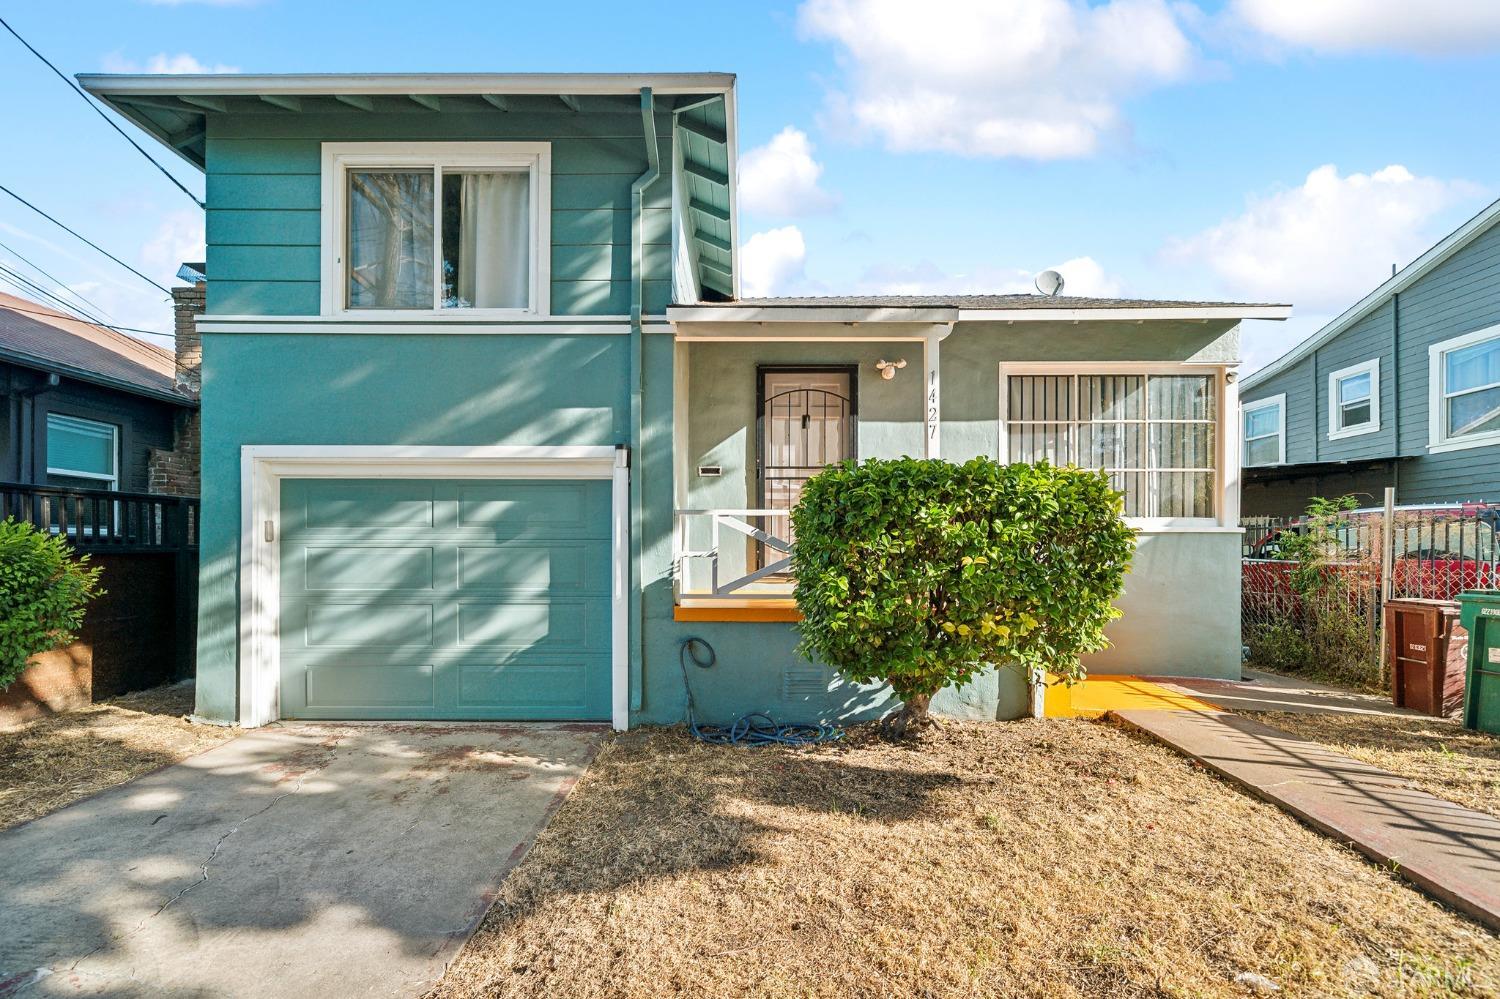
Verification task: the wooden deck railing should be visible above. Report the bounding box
[0,481,198,553]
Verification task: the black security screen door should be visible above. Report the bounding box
[756,366,857,565]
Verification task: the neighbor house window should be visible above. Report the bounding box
[1431,326,1500,451]
[46,414,118,489]
[1327,358,1380,440]
[323,142,550,316]
[1242,395,1285,468]
[1004,371,1219,519]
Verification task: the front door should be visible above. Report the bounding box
[757,367,856,563]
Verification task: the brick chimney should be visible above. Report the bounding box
[148,280,205,496]
[170,282,204,396]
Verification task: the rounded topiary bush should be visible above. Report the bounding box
[791,457,1135,736]
[0,517,103,689]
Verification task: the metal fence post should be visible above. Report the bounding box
[1379,486,1396,685]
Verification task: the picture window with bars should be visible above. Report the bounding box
[1005,372,1217,519]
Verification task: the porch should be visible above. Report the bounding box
[668,331,947,621]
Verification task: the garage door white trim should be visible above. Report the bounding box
[239,445,628,730]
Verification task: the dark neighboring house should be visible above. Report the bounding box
[0,287,200,496]
[1240,197,1500,518]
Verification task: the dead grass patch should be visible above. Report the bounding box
[0,683,236,831]
[1249,710,1500,820]
[432,720,1497,999]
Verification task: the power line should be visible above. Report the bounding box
[0,237,113,321]
[0,15,205,210]
[0,184,172,296]
[0,263,105,324]
[0,298,171,340]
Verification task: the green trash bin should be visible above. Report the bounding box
[1458,590,1500,734]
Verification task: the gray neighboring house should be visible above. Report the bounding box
[1240,197,1500,518]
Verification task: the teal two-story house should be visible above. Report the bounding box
[82,72,1289,729]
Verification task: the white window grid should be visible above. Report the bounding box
[1327,358,1380,440]
[1004,373,1217,519]
[1241,394,1285,466]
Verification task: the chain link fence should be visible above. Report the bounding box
[1240,502,1500,686]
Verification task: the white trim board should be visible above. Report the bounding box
[1428,324,1500,454]
[80,73,736,97]
[237,444,629,731]
[1327,357,1381,441]
[1242,393,1287,467]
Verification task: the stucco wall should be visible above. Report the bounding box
[195,320,1242,725]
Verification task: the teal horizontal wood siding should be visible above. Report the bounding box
[1242,218,1500,514]
[203,113,675,316]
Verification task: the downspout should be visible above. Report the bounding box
[628,87,661,716]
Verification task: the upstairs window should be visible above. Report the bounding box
[1327,358,1379,440]
[1242,395,1285,468]
[1430,327,1500,452]
[46,414,119,489]
[1004,371,1219,520]
[323,143,550,316]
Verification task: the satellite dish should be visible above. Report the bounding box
[1035,269,1065,297]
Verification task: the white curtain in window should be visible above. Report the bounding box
[455,172,530,309]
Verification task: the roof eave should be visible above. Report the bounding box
[77,72,737,97]
[1243,193,1500,391]
[0,348,195,408]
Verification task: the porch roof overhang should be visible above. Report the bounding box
[667,295,1290,340]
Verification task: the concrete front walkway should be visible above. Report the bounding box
[0,722,604,998]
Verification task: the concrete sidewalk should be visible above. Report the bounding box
[0,722,603,998]
[1149,668,1434,719]
[1115,707,1500,931]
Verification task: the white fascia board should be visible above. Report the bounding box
[78,72,736,97]
[957,306,1292,322]
[195,316,672,335]
[1243,194,1500,392]
[671,321,951,342]
[668,306,958,324]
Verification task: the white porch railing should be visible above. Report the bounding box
[674,508,796,601]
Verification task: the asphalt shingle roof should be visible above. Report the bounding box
[0,292,191,404]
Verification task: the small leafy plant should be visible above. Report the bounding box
[791,457,1136,737]
[0,517,103,689]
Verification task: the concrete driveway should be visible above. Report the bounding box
[0,722,604,998]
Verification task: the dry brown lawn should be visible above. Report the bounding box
[1249,710,1500,820]
[0,683,236,831]
[432,720,1499,999]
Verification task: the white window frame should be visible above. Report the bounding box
[1430,324,1500,453]
[320,141,552,320]
[45,413,119,489]
[238,445,628,731]
[1327,358,1380,441]
[1242,394,1286,468]
[998,362,1235,531]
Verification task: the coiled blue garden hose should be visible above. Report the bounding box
[678,636,843,746]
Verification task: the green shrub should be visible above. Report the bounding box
[0,518,103,689]
[791,457,1136,736]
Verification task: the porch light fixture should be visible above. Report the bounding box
[876,358,907,380]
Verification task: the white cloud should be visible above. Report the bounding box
[740,226,808,297]
[102,52,240,74]
[1164,164,1483,311]
[738,127,838,218]
[1228,0,1500,55]
[796,0,1194,159]
[139,209,206,287]
[856,256,1123,297]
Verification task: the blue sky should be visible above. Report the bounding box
[4,0,1500,371]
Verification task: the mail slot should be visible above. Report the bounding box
[1384,599,1467,717]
